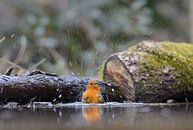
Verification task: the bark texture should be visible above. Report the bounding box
[0,72,126,104]
[101,41,193,103]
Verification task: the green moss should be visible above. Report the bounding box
[140,41,193,92]
[128,45,137,52]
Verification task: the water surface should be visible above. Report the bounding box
[0,103,192,130]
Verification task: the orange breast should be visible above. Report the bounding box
[82,89,99,103]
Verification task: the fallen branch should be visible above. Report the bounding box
[101,41,193,103]
[0,72,126,104]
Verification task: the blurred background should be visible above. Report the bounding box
[0,0,191,77]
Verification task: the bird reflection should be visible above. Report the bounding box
[82,106,101,125]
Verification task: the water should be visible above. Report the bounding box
[0,102,192,130]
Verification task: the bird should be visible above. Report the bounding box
[82,80,104,103]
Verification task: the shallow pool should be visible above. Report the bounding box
[0,103,192,130]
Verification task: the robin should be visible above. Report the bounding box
[82,80,104,103]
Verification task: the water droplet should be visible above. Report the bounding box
[0,36,6,44]
[108,83,112,86]
[11,34,15,38]
[58,94,62,98]
[59,111,62,117]
[1,87,3,93]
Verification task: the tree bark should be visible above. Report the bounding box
[2,41,193,104]
[0,72,126,104]
[101,41,193,103]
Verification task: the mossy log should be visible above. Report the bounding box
[0,72,126,104]
[101,41,193,103]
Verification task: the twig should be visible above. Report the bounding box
[28,58,46,71]
[14,35,27,64]
[0,58,24,70]
[5,67,14,76]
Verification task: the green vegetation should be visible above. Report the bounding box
[140,41,193,92]
[0,0,190,77]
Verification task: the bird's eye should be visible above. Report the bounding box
[90,83,93,85]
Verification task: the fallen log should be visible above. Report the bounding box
[1,41,193,104]
[0,72,126,104]
[101,41,193,103]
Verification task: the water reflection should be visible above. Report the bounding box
[82,106,100,125]
[0,103,192,130]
